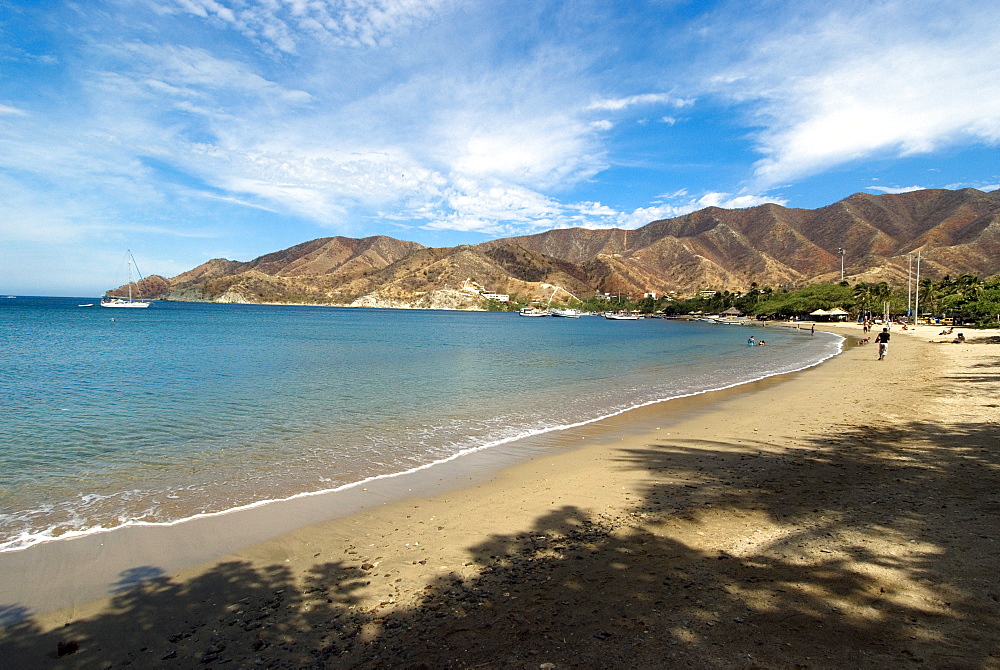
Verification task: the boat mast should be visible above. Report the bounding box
[126,249,149,302]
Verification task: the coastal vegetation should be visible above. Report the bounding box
[628,275,1000,327]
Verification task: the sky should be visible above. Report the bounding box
[2,0,999,296]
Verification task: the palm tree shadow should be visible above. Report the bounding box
[2,418,998,668]
[343,418,1000,667]
[110,566,167,593]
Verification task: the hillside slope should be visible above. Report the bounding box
[124,189,1000,307]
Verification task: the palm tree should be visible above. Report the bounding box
[853,283,874,319]
[940,274,981,322]
[917,277,937,317]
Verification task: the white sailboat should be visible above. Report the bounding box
[101,250,151,308]
[549,308,582,317]
[544,285,583,317]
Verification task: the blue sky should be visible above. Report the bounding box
[2,0,998,296]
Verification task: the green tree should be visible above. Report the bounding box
[916,277,938,317]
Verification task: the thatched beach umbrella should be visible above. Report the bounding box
[826,307,850,321]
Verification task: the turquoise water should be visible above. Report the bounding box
[0,297,841,551]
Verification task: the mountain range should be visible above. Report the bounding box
[122,188,1000,309]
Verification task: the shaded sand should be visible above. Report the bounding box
[2,325,998,668]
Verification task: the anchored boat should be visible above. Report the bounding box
[101,250,151,309]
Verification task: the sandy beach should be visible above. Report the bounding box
[2,323,998,669]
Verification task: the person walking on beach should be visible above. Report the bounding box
[875,327,890,360]
[810,324,815,336]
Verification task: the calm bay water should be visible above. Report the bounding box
[0,297,841,551]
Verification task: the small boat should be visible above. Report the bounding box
[519,307,549,317]
[101,250,151,308]
[604,312,641,320]
[78,303,94,307]
[100,297,150,308]
[549,308,582,318]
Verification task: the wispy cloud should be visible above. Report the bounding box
[705,1,1000,187]
[414,183,786,237]
[587,93,694,112]
[149,0,458,51]
[612,191,787,229]
[866,185,927,195]
[0,104,30,116]
[94,41,314,108]
[4,0,999,294]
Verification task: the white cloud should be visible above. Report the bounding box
[187,143,454,224]
[587,93,694,112]
[100,42,313,105]
[866,185,927,195]
[26,16,613,235]
[443,116,604,190]
[695,192,786,210]
[4,2,683,249]
[613,191,787,229]
[18,0,997,290]
[417,178,564,235]
[151,0,458,51]
[573,201,617,217]
[412,180,786,236]
[708,1,1000,187]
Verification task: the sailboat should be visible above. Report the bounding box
[101,250,152,308]
[544,285,583,317]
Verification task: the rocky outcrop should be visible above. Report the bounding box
[349,289,485,310]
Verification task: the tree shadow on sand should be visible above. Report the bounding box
[2,417,998,669]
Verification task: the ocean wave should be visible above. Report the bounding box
[0,328,843,553]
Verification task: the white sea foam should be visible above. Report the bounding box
[0,330,843,553]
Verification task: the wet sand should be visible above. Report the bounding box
[2,323,998,669]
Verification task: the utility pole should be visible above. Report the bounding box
[838,248,845,281]
[914,251,921,325]
[907,253,912,319]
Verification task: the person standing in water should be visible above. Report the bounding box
[875,328,890,360]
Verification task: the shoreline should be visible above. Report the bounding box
[2,324,998,668]
[0,328,841,616]
[0,325,841,556]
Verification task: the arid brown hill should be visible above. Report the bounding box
[141,188,1000,307]
[161,236,426,304]
[483,188,1000,296]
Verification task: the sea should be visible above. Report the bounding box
[0,296,842,553]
